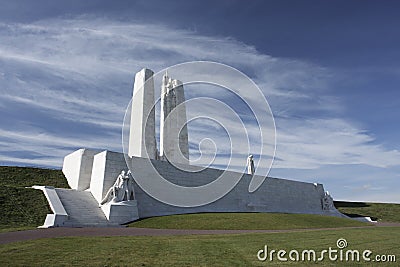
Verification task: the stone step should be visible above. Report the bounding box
[55,188,120,227]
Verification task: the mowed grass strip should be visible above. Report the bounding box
[128,213,369,230]
[0,227,398,266]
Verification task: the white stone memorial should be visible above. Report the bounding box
[35,67,347,228]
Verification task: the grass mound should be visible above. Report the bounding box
[128,212,369,230]
[335,201,400,223]
[0,166,69,188]
[0,187,50,231]
[0,166,69,231]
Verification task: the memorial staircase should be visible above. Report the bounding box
[55,189,121,227]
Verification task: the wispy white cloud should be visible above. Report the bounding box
[0,127,121,167]
[274,118,400,169]
[0,16,399,202]
[0,155,63,168]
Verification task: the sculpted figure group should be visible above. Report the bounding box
[101,170,135,205]
[322,191,335,211]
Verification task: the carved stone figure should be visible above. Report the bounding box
[100,170,135,205]
[247,155,255,175]
[159,71,189,164]
[322,191,335,211]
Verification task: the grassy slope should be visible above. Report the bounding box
[129,212,369,230]
[0,187,51,231]
[335,201,400,223]
[1,227,398,266]
[0,166,69,188]
[0,166,69,230]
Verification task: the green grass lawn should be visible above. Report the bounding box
[0,166,69,231]
[1,227,398,266]
[129,212,369,230]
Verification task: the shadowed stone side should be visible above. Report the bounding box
[127,156,346,219]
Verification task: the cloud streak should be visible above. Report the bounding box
[0,16,399,202]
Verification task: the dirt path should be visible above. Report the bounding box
[1,223,399,245]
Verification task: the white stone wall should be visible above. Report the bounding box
[62,149,344,220]
[62,148,98,190]
[62,149,83,189]
[89,151,107,203]
[90,150,128,203]
[126,156,343,218]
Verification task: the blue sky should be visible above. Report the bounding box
[0,0,399,203]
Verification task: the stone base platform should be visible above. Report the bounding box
[101,200,139,224]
